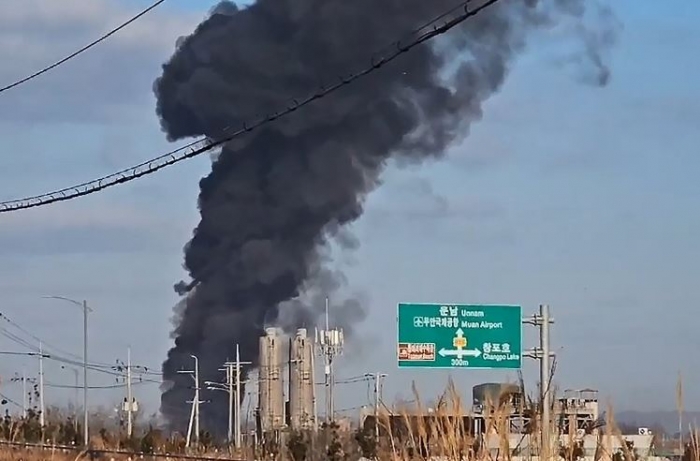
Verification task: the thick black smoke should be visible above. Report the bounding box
[154,0,617,433]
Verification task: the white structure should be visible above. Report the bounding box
[556,388,600,435]
[476,386,660,461]
[480,433,660,461]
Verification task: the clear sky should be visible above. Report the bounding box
[0,0,698,423]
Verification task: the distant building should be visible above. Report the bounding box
[360,382,666,461]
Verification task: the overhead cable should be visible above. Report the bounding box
[45,381,154,390]
[0,312,108,367]
[0,392,22,409]
[0,327,123,377]
[0,0,167,95]
[0,0,500,213]
[0,312,155,373]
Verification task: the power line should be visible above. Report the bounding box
[0,0,500,214]
[0,312,103,367]
[0,0,167,95]
[0,311,159,375]
[0,319,96,365]
[0,0,471,210]
[0,326,37,351]
[45,381,154,390]
[0,326,126,379]
[0,392,22,410]
[0,318,166,394]
[335,375,372,385]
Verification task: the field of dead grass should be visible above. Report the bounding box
[0,376,695,461]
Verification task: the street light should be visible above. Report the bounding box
[42,295,91,447]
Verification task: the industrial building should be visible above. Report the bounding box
[253,325,662,460]
[255,327,317,438]
[361,382,661,461]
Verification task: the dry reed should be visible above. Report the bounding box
[1,376,695,461]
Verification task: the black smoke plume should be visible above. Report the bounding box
[154,0,617,433]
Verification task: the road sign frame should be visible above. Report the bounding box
[396,302,523,370]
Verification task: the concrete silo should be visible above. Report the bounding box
[289,328,315,430]
[258,327,285,432]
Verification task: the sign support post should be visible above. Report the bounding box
[523,304,555,458]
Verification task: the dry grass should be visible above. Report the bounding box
[0,444,238,461]
[364,378,685,461]
[0,447,238,461]
[2,375,697,461]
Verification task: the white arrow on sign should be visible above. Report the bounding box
[439,348,481,358]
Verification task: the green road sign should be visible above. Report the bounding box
[397,303,522,369]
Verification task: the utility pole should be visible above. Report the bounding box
[115,349,144,439]
[207,370,234,445]
[39,342,45,427]
[60,365,79,431]
[22,368,27,418]
[325,299,331,420]
[82,299,89,447]
[186,399,196,447]
[10,368,32,418]
[311,340,317,433]
[235,344,250,449]
[210,345,250,448]
[0,356,45,420]
[195,358,200,444]
[126,347,133,437]
[0,352,45,420]
[310,341,318,461]
[328,300,334,422]
[677,371,683,456]
[178,355,201,448]
[523,304,554,458]
[73,369,78,422]
[365,373,387,440]
[225,362,233,445]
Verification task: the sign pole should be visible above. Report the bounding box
[523,304,555,458]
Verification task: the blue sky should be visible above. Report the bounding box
[0,0,698,423]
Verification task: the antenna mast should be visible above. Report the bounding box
[315,297,344,422]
